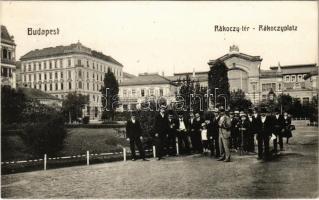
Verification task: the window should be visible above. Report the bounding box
[69,82,72,90]
[87,82,89,90]
[50,84,52,91]
[44,84,47,91]
[2,48,7,59]
[294,82,301,89]
[34,74,37,82]
[285,75,290,82]
[93,73,95,79]
[278,83,282,91]
[44,74,47,80]
[33,63,36,71]
[123,89,127,97]
[54,60,57,68]
[28,64,31,71]
[55,72,58,79]
[68,59,71,66]
[55,83,58,90]
[141,89,145,97]
[78,81,82,89]
[39,74,42,80]
[49,72,52,80]
[49,61,52,69]
[68,71,71,79]
[28,74,31,82]
[78,70,82,78]
[93,62,95,70]
[39,63,42,70]
[61,83,64,90]
[87,60,89,67]
[291,75,296,82]
[61,72,63,79]
[132,89,136,96]
[160,88,164,96]
[262,83,276,92]
[150,88,154,96]
[77,59,81,66]
[60,59,63,68]
[298,74,303,82]
[44,62,47,70]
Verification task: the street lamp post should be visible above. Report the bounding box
[214,88,219,109]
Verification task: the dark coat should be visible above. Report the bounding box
[211,116,220,139]
[153,113,169,138]
[247,115,260,134]
[256,116,274,138]
[168,118,178,137]
[126,119,142,139]
[176,117,189,131]
[272,115,285,134]
[283,117,292,138]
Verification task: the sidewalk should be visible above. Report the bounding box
[1,123,318,198]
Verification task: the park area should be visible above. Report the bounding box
[1,120,318,198]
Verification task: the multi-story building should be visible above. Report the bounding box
[167,45,318,106]
[20,41,123,119]
[119,73,177,111]
[1,25,16,88]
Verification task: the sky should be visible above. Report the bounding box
[1,1,318,76]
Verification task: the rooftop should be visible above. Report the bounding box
[1,25,16,46]
[20,42,123,66]
[120,73,174,86]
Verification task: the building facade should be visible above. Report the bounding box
[1,25,16,88]
[20,42,123,119]
[118,73,177,111]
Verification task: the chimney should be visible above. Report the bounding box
[192,68,195,78]
[161,71,165,77]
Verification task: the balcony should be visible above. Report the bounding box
[1,58,15,65]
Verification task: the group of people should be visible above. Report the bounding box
[125,105,293,162]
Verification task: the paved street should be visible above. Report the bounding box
[1,121,318,198]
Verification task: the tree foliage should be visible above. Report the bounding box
[208,59,230,108]
[229,89,252,111]
[62,92,89,123]
[101,68,119,121]
[1,85,27,124]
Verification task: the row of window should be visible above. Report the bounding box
[25,81,102,92]
[1,67,13,77]
[22,70,111,83]
[22,58,122,78]
[122,88,165,97]
[284,74,307,82]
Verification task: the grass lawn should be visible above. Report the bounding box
[60,128,129,156]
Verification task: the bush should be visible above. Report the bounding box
[20,112,67,157]
[82,116,90,124]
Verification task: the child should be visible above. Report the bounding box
[201,123,209,155]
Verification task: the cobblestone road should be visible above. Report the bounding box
[1,121,318,198]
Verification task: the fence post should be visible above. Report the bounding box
[44,154,47,171]
[86,151,89,166]
[176,138,179,156]
[153,145,156,158]
[123,148,126,162]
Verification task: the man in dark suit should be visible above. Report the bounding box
[153,105,169,160]
[167,110,177,156]
[247,109,257,153]
[210,109,220,158]
[176,112,190,154]
[256,108,273,161]
[272,108,285,153]
[126,112,148,161]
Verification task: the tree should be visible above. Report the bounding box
[62,92,89,123]
[100,68,119,121]
[1,85,27,124]
[229,89,252,111]
[208,59,230,108]
[277,93,293,113]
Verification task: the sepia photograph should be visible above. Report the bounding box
[0,1,318,199]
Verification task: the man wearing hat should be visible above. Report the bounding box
[232,110,241,151]
[176,112,190,154]
[210,108,221,157]
[126,112,148,161]
[247,108,257,153]
[239,111,250,153]
[153,105,169,160]
[272,108,285,152]
[167,110,177,156]
[256,108,273,161]
[217,108,232,162]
